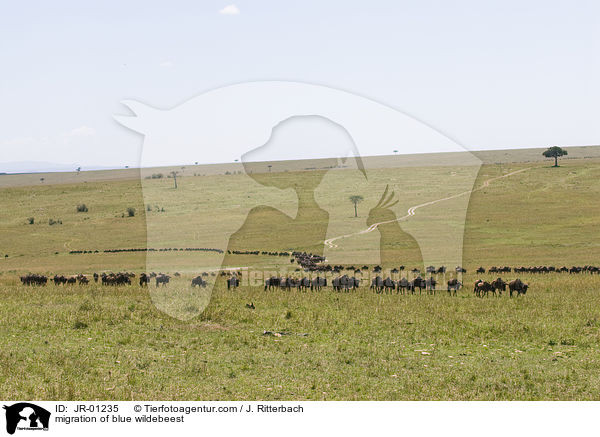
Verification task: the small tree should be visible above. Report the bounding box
[543,146,568,167]
[40,177,45,184]
[349,195,364,218]
[127,207,136,217]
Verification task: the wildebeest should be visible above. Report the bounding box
[102,272,132,286]
[191,275,207,287]
[264,276,281,290]
[299,277,311,291]
[397,277,410,294]
[447,279,462,295]
[155,274,170,286]
[310,276,327,291]
[227,275,239,290]
[370,276,384,293]
[425,277,437,293]
[382,277,396,293]
[476,267,486,274]
[139,273,150,286]
[333,275,359,292]
[411,277,426,294]
[491,277,507,295]
[53,275,68,285]
[20,274,48,286]
[474,280,493,297]
[508,279,528,297]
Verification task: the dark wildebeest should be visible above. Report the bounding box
[310,276,327,291]
[508,279,528,297]
[370,276,384,293]
[227,276,239,290]
[411,277,426,294]
[299,277,311,291]
[53,275,67,285]
[191,276,207,287]
[474,280,493,297]
[265,276,281,290]
[93,272,99,283]
[447,279,462,295]
[333,275,355,292]
[264,277,281,290]
[397,277,410,294]
[139,273,150,286]
[426,277,437,294]
[382,277,396,293]
[20,274,48,286]
[156,274,170,287]
[491,277,507,296]
[476,267,486,274]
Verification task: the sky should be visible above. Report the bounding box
[0,0,599,170]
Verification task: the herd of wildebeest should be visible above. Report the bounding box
[16,248,600,297]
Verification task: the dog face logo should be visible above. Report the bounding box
[3,403,50,434]
[115,81,481,320]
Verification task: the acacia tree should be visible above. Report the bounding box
[349,195,364,218]
[543,146,568,167]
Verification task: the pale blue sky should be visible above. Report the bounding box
[1,1,598,170]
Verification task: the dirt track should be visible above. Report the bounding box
[324,167,531,249]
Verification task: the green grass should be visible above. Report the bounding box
[2,154,600,400]
[1,274,600,400]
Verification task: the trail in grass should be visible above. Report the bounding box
[324,167,531,249]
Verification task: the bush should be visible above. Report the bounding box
[48,218,62,225]
[127,207,136,217]
[27,217,34,225]
[76,204,88,213]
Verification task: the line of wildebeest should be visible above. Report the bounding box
[17,247,600,298]
[15,270,527,297]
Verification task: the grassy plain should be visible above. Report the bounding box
[1,149,600,400]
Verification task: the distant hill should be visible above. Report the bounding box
[1,145,599,188]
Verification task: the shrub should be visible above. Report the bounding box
[49,218,62,225]
[27,217,34,225]
[76,204,88,213]
[73,321,88,329]
[127,207,136,217]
